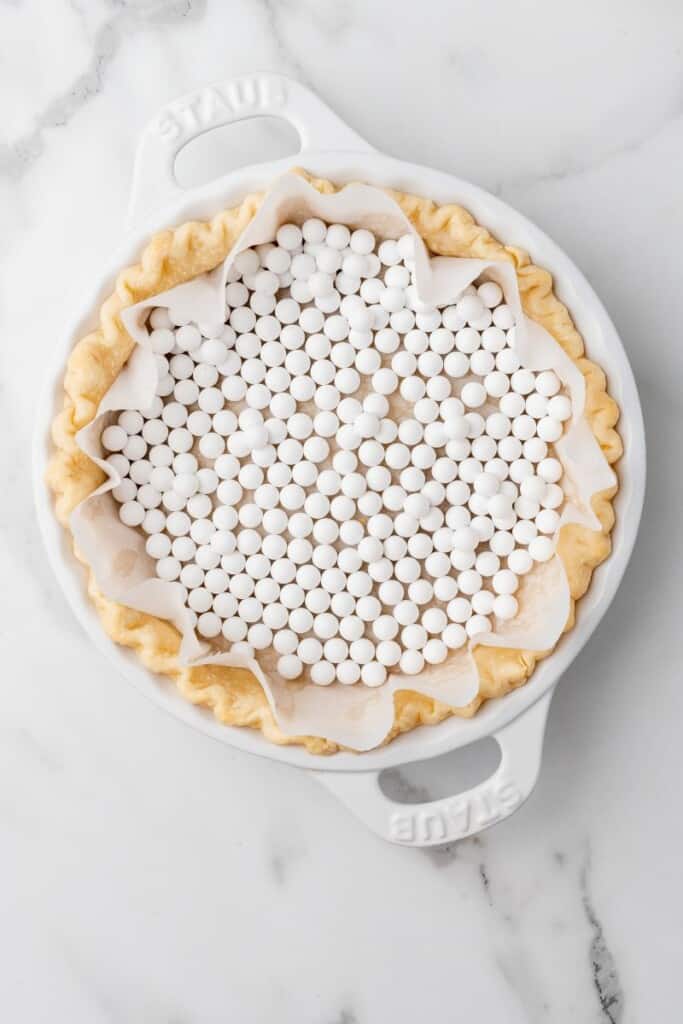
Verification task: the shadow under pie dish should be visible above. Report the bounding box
[46,171,621,755]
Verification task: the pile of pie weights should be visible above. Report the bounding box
[102,219,572,688]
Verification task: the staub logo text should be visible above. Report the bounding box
[390,777,522,843]
[156,77,287,143]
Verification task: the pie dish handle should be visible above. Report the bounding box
[313,691,553,846]
[127,72,374,230]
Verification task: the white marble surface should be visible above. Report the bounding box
[2,1,681,1021]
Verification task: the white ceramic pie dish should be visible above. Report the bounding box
[33,73,645,846]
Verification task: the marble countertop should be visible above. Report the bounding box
[2,1,681,1021]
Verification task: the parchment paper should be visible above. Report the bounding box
[71,174,616,750]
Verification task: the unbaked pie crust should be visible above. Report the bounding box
[47,172,621,754]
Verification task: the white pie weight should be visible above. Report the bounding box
[102,214,572,688]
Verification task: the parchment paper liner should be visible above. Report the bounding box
[71,175,616,751]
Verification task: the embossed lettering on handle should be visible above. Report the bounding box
[156,76,288,144]
[389,777,522,844]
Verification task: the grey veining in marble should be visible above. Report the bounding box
[1,1,681,1021]
[2,0,207,179]
[581,848,624,1024]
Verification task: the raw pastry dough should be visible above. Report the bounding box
[47,172,621,754]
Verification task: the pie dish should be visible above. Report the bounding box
[46,167,621,755]
[35,73,644,845]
